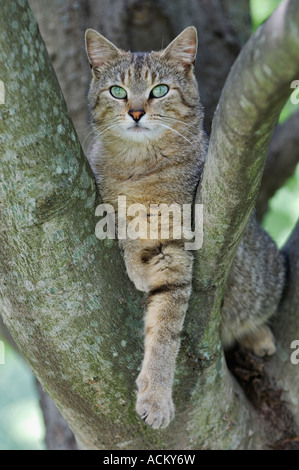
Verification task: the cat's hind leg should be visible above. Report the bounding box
[238,324,276,357]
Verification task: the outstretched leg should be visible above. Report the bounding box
[123,240,193,429]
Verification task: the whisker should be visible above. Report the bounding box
[153,115,201,144]
[82,128,97,151]
[86,133,103,154]
[86,123,120,154]
[157,115,195,128]
[76,124,93,131]
[164,122,200,143]
[158,123,193,145]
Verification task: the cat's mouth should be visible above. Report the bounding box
[128,124,149,132]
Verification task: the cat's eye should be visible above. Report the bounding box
[150,84,169,99]
[110,86,127,99]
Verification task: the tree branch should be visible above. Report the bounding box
[265,219,299,432]
[189,0,299,348]
[195,0,299,286]
[186,0,299,444]
[256,111,299,220]
[36,382,78,450]
[0,0,144,450]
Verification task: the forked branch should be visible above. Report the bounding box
[194,0,299,285]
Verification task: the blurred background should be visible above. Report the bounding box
[0,0,298,450]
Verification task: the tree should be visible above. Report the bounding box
[0,0,298,450]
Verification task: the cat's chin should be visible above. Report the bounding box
[125,125,153,142]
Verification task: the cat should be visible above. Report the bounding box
[85,26,286,429]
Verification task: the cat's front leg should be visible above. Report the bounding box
[135,243,193,428]
[136,368,175,429]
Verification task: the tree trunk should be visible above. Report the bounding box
[0,0,298,450]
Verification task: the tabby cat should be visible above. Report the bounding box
[85,27,286,429]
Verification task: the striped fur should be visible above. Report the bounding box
[86,27,207,429]
[85,26,287,430]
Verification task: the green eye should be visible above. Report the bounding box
[110,86,127,99]
[151,84,169,98]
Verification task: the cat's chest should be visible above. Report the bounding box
[99,168,193,210]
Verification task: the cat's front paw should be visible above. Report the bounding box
[136,374,174,429]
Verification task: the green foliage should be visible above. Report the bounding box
[0,342,45,450]
[279,97,299,124]
[251,0,299,246]
[263,165,299,247]
[250,0,282,30]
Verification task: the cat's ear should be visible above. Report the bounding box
[161,26,197,70]
[85,29,122,70]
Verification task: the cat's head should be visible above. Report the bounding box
[85,27,202,145]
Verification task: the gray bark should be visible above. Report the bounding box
[0,0,298,450]
[36,382,78,450]
[28,0,91,144]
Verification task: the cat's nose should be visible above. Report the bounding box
[128,109,146,122]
